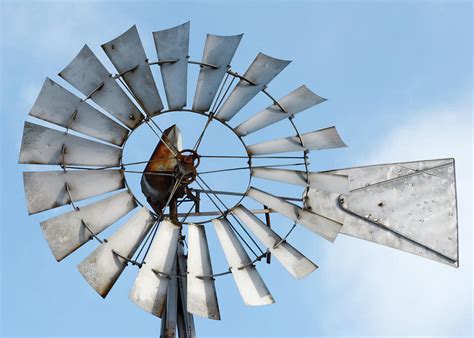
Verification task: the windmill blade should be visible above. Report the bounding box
[101,25,164,116]
[252,167,349,194]
[192,33,243,112]
[23,169,124,215]
[212,218,274,306]
[19,122,121,167]
[247,187,342,242]
[78,207,155,298]
[187,223,220,320]
[41,191,137,261]
[129,219,181,317]
[247,126,346,155]
[215,53,291,122]
[232,205,318,279]
[29,78,129,146]
[176,241,196,337]
[153,22,190,110]
[235,85,326,136]
[161,254,179,337]
[58,45,143,129]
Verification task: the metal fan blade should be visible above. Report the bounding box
[58,45,143,128]
[29,78,129,146]
[192,33,243,112]
[23,170,124,215]
[306,159,459,267]
[19,122,121,167]
[232,205,318,279]
[102,25,164,116]
[212,218,274,306]
[252,167,349,194]
[129,219,181,317]
[215,53,291,122]
[247,187,342,242]
[78,207,155,298]
[161,254,179,336]
[41,191,136,261]
[153,22,190,110]
[235,85,326,136]
[187,223,220,320]
[247,126,346,155]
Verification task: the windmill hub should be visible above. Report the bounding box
[176,149,200,183]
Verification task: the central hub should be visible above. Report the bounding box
[177,149,200,184]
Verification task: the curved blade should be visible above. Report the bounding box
[41,191,137,261]
[235,85,326,136]
[232,205,318,279]
[247,187,342,242]
[252,167,349,194]
[187,223,220,320]
[212,218,274,306]
[247,126,346,155]
[192,33,243,112]
[215,53,291,122]
[29,78,129,146]
[153,22,190,110]
[102,25,164,116]
[19,122,121,167]
[129,219,181,317]
[78,207,155,298]
[59,45,143,129]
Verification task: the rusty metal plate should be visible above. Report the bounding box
[78,207,155,298]
[192,34,243,112]
[235,85,325,136]
[59,45,142,129]
[41,191,136,261]
[29,78,129,146]
[215,53,291,122]
[19,122,122,167]
[102,25,164,116]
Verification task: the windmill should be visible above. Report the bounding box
[19,22,459,337]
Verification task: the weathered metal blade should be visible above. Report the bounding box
[306,159,459,267]
[78,207,155,298]
[176,242,196,338]
[187,223,220,320]
[19,122,121,167]
[153,22,190,110]
[161,254,178,337]
[192,34,243,112]
[29,78,129,146]
[247,126,346,155]
[212,218,274,306]
[23,169,124,215]
[247,187,342,242]
[232,205,318,279]
[129,219,181,317]
[102,25,164,116]
[41,191,136,261]
[215,53,291,122]
[58,45,143,129]
[252,167,349,194]
[235,85,326,136]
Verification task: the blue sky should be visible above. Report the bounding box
[1,1,472,337]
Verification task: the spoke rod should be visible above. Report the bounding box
[164,208,274,218]
[200,155,303,159]
[198,162,306,175]
[191,188,302,202]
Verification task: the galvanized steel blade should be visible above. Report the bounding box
[129,219,181,317]
[153,22,190,110]
[23,169,124,215]
[101,25,164,116]
[78,207,155,298]
[232,205,318,279]
[215,53,291,122]
[29,78,129,146]
[19,122,121,167]
[212,218,274,306]
[192,33,243,112]
[41,191,137,261]
[58,45,143,128]
[247,187,342,242]
[235,85,326,136]
[187,223,220,320]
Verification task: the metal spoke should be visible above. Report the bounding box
[199,154,303,159]
[190,188,302,202]
[198,162,306,175]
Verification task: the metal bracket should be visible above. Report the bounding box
[148,59,179,66]
[112,249,143,268]
[195,268,232,280]
[112,64,139,79]
[262,88,288,114]
[60,144,67,172]
[81,220,106,244]
[65,109,78,133]
[188,60,220,69]
[226,69,258,86]
[64,182,80,211]
[152,269,186,279]
[237,252,267,270]
[82,82,104,101]
[273,222,297,249]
